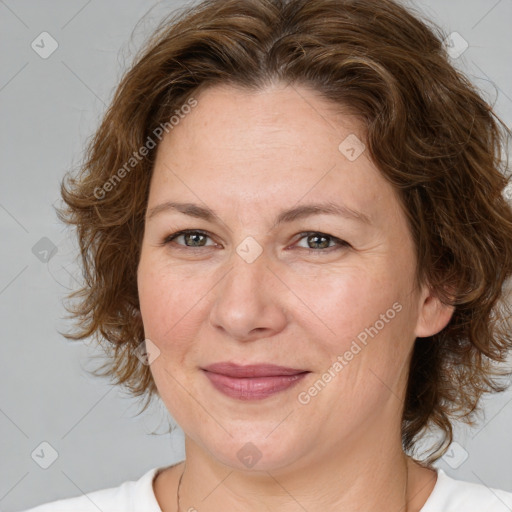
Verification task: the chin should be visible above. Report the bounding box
[195,427,307,473]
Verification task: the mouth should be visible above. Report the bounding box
[201,362,310,400]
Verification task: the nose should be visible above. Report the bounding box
[208,244,288,342]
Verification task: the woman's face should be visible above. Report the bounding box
[137,82,453,471]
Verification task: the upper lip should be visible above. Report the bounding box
[202,362,309,378]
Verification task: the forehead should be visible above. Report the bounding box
[160,82,361,157]
[148,83,402,225]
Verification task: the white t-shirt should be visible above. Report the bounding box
[19,464,512,512]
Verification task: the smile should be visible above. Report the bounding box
[201,363,310,400]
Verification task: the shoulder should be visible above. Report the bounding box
[421,468,512,512]
[19,466,164,512]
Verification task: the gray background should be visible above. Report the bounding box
[1,0,511,511]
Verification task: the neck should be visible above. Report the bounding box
[175,434,418,512]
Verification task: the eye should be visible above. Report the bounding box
[160,229,350,253]
[293,231,350,252]
[162,229,217,249]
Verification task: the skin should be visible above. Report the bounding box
[136,82,455,512]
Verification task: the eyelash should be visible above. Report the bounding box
[161,229,350,253]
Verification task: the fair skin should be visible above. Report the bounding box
[137,82,454,512]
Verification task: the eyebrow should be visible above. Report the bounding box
[146,201,372,227]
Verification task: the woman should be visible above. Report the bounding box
[22,0,512,510]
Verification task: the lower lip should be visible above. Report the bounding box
[203,370,309,400]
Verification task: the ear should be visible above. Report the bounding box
[414,284,455,338]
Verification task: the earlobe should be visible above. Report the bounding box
[414,288,455,338]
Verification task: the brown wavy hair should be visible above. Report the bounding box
[57,0,512,464]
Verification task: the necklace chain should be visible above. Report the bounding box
[176,460,409,512]
[176,462,185,512]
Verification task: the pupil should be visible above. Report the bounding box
[310,234,329,249]
[183,233,331,249]
[187,233,205,246]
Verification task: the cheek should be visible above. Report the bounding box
[291,265,407,350]
[295,269,414,420]
[137,262,205,416]
[137,257,230,387]
[137,258,200,349]
[137,239,416,356]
